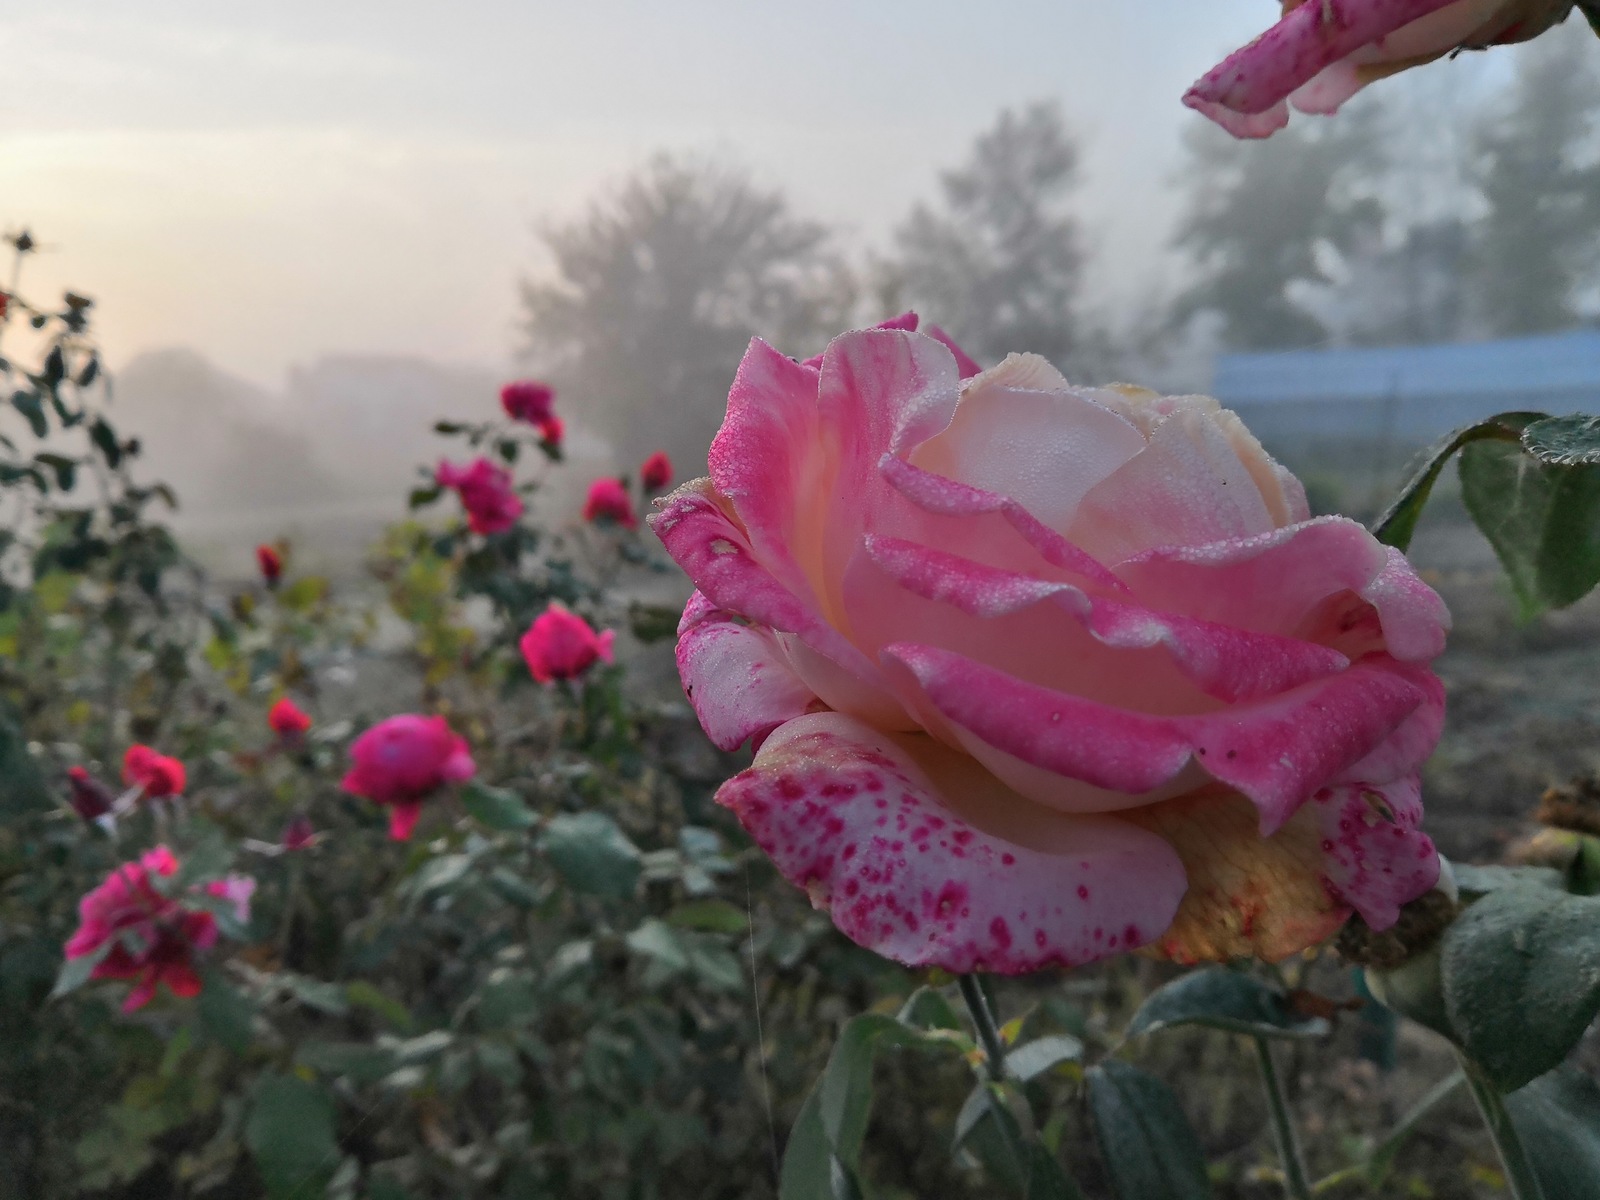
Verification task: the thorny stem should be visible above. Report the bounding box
[1254,1035,1313,1200]
[1460,1053,1545,1200]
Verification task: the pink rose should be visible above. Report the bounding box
[122,744,186,799]
[500,379,555,424]
[341,714,476,840]
[520,602,616,683]
[1187,0,1573,138]
[268,697,312,739]
[640,450,674,493]
[64,846,256,1012]
[436,457,523,535]
[650,327,1448,973]
[583,477,637,529]
[66,766,116,822]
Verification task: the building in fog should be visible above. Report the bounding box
[1212,327,1600,451]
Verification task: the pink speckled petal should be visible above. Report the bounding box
[717,711,1187,973]
[1115,517,1449,660]
[675,594,820,751]
[864,534,1349,704]
[1183,95,1291,139]
[910,355,1147,533]
[1185,0,1461,118]
[1309,775,1439,930]
[882,643,1429,834]
[1067,406,1276,564]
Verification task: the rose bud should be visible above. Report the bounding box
[122,744,187,799]
[520,602,616,684]
[281,813,319,852]
[64,846,255,1012]
[267,697,312,740]
[65,766,116,823]
[436,457,523,535]
[1186,0,1576,139]
[500,379,555,425]
[256,544,284,587]
[340,714,476,840]
[651,323,1447,973]
[536,413,565,450]
[640,451,674,493]
[582,477,637,529]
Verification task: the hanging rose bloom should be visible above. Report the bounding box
[520,602,617,683]
[341,714,476,840]
[650,325,1449,974]
[639,451,674,493]
[257,544,283,587]
[122,745,186,799]
[582,477,637,528]
[66,767,116,822]
[281,813,319,852]
[500,379,556,425]
[536,413,564,449]
[436,457,523,535]
[64,846,256,1012]
[267,697,312,740]
[1186,0,1575,139]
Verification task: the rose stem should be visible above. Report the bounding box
[1254,1035,1313,1200]
[1459,1053,1545,1200]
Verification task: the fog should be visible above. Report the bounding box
[4,5,1598,571]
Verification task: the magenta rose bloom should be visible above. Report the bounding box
[268,697,312,740]
[122,744,186,799]
[500,379,555,424]
[1187,0,1573,139]
[65,846,256,1012]
[520,602,616,683]
[436,457,523,535]
[650,325,1449,972]
[341,714,476,840]
[582,477,637,529]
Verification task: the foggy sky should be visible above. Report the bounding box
[0,2,1478,390]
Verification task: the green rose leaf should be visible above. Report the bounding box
[1005,1034,1084,1082]
[197,970,257,1054]
[1522,413,1600,466]
[459,781,535,831]
[1441,885,1600,1091]
[1124,968,1327,1042]
[540,812,642,898]
[1086,1061,1212,1200]
[1459,436,1600,620]
[1505,1065,1600,1200]
[1372,412,1537,551]
[11,388,48,438]
[245,1073,339,1199]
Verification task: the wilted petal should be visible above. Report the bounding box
[717,712,1187,973]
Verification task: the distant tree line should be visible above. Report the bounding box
[519,25,1600,472]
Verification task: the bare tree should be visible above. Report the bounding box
[520,155,851,474]
[891,101,1089,376]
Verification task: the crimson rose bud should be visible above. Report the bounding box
[500,379,555,424]
[640,450,673,492]
[582,477,636,529]
[256,544,283,587]
[268,697,312,740]
[122,744,186,799]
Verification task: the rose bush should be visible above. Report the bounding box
[1186,0,1574,138]
[652,321,1448,972]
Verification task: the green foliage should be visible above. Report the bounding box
[244,1074,339,1198]
[1123,968,1327,1042]
[1085,1061,1211,1200]
[540,811,643,898]
[1506,1066,1600,1200]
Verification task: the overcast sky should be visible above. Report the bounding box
[0,2,1394,386]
